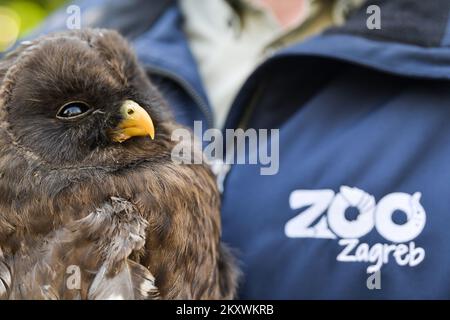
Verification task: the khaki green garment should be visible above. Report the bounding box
[179,0,365,128]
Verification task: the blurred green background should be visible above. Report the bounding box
[0,0,67,51]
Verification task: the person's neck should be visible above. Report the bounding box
[248,0,309,29]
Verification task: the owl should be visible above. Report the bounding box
[0,29,238,299]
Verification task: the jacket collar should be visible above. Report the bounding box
[276,0,450,80]
[135,0,450,86]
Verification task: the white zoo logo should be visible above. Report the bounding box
[285,186,426,272]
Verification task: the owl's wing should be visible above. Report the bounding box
[88,259,158,300]
[78,197,159,300]
[7,197,159,300]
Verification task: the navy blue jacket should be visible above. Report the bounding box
[28,0,450,298]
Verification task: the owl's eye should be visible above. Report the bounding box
[56,102,92,119]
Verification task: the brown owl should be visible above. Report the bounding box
[0,29,238,300]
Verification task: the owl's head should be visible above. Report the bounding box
[0,29,171,167]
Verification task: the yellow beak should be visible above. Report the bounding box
[111,100,155,143]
